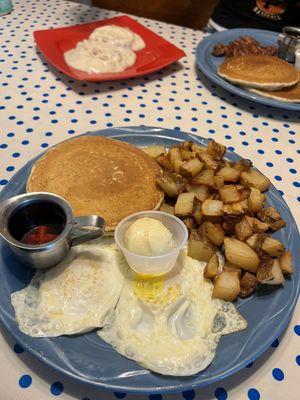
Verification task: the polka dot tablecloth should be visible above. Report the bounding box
[0,1,299,399]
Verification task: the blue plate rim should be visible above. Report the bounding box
[0,126,299,394]
[196,28,300,111]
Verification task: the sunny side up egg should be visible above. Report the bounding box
[98,249,247,376]
[11,239,127,337]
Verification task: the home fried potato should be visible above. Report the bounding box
[212,270,241,301]
[188,230,215,262]
[143,145,166,158]
[152,138,290,300]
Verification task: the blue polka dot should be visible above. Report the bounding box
[271,338,279,348]
[149,395,162,400]
[286,158,294,163]
[50,382,64,396]
[22,140,29,145]
[293,182,300,188]
[289,168,297,174]
[274,175,282,181]
[215,387,227,400]
[14,343,24,353]
[295,325,300,335]
[0,143,7,149]
[6,166,15,172]
[19,374,32,388]
[296,355,300,366]
[0,179,8,185]
[113,393,127,399]
[242,141,249,146]
[257,150,264,154]
[41,143,49,148]
[275,150,282,155]
[12,152,20,158]
[248,388,260,400]
[272,368,284,381]
[182,389,195,400]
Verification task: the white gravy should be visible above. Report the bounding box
[64,25,145,74]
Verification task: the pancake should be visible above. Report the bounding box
[27,136,164,231]
[218,55,299,90]
[248,73,300,103]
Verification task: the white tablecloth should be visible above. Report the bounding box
[0,1,299,399]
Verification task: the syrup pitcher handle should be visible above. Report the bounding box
[70,215,106,246]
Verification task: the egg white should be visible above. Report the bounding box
[98,249,247,376]
[11,238,127,337]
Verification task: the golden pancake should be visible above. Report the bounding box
[218,55,299,90]
[27,136,164,231]
[249,73,300,102]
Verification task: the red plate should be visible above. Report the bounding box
[33,15,186,81]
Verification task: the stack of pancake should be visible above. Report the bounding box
[218,55,300,103]
[27,136,164,232]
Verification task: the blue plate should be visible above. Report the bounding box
[196,28,300,111]
[0,126,299,393]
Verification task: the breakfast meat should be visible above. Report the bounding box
[212,36,277,58]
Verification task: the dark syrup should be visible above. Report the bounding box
[8,200,66,245]
[21,224,62,245]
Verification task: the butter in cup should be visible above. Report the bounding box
[114,211,188,276]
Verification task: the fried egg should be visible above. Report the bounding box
[11,239,127,337]
[98,249,247,376]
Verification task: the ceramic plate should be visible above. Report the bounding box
[34,16,185,81]
[196,28,300,111]
[0,126,299,393]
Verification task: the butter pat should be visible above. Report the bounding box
[125,217,174,256]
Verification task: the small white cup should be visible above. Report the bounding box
[114,211,188,276]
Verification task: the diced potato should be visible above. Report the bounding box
[261,237,285,257]
[189,184,210,202]
[233,159,252,172]
[238,187,251,201]
[182,217,196,233]
[155,153,172,170]
[188,230,215,262]
[216,167,240,182]
[240,169,270,192]
[257,258,285,285]
[202,199,223,217]
[239,272,257,298]
[175,192,195,218]
[207,140,226,159]
[204,253,219,279]
[270,219,286,231]
[246,233,266,252]
[192,198,202,225]
[180,148,194,161]
[258,206,281,222]
[215,175,224,189]
[258,207,286,231]
[223,203,244,215]
[251,217,269,233]
[239,198,249,213]
[223,261,242,277]
[248,188,265,213]
[143,145,166,158]
[197,152,220,171]
[212,270,240,301]
[192,169,215,187]
[219,185,240,204]
[199,221,224,246]
[279,251,293,275]
[156,175,179,197]
[224,237,260,273]
[159,203,175,215]
[235,217,253,241]
[180,158,204,178]
[181,140,193,150]
[191,143,206,154]
[169,146,183,174]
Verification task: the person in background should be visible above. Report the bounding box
[206,0,300,33]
